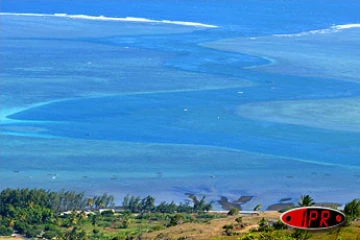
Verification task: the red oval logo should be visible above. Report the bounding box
[280,207,346,230]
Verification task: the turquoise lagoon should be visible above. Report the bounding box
[1,0,360,209]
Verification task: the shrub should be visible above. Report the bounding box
[168,214,184,226]
[14,221,29,235]
[222,224,234,236]
[44,224,59,231]
[197,213,224,219]
[272,219,287,230]
[43,230,62,239]
[111,236,124,240]
[0,225,13,236]
[101,210,114,217]
[103,217,115,222]
[258,218,271,232]
[240,233,256,240]
[228,207,239,216]
[136,213,151,220]
[98,222,111,228]
[291,229,313,239]
[151,225,165,232]
[343,199,360,220]
[25,227,41,238]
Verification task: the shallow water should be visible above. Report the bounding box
[1,0,360,209]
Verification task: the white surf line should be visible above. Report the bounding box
[273,23,360,37]
[0,12,218,28]
[335,23,360,29]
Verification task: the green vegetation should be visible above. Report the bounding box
[0,188,213,239]
[0,188,114,214]
[222,224,234,236]
[258,217,271,232]
[298,195,315,207]
[343,198,360,220]
[0,188,359,240]
[227,207,239,216]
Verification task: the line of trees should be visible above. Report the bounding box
[0,188,115,238]
[122,194,212,213]
[0,188,115,214]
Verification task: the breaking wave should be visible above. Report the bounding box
[274,23,360,37]
[0,12,218,28]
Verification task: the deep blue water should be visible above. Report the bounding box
[1,0,360,209]
[2,0,360,35]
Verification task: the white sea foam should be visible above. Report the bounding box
[0,12,218,28]
[274,23,360,37]
[336,23,360,29]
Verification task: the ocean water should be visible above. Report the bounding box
[1,0,360,210]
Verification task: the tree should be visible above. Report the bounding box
[0,225,13,236]
[167,201,177,213]
[176,201,193,213]
[191,195,212,212]
[344,199,360,220]
[298,195,315,207]
[99,200,104,209]
[90,214,99,227]
[141,195,155,213]
[14,221,29,235]
[87,198,93,211]
[156,201,171,213]
[228,207,239,216]
[258,217,271,232]
[25,227,41,238]
[122,194,130,210]
[43,209,56,224]
[125,195,141,213]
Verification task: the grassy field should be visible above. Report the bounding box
[141,212,360,240]
[1,211,359,239]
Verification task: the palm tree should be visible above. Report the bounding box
[99,200,104,209]
[298,195,315,207]
[253,204,262,211]
[141,195,155,213]
[87,198,93,211]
